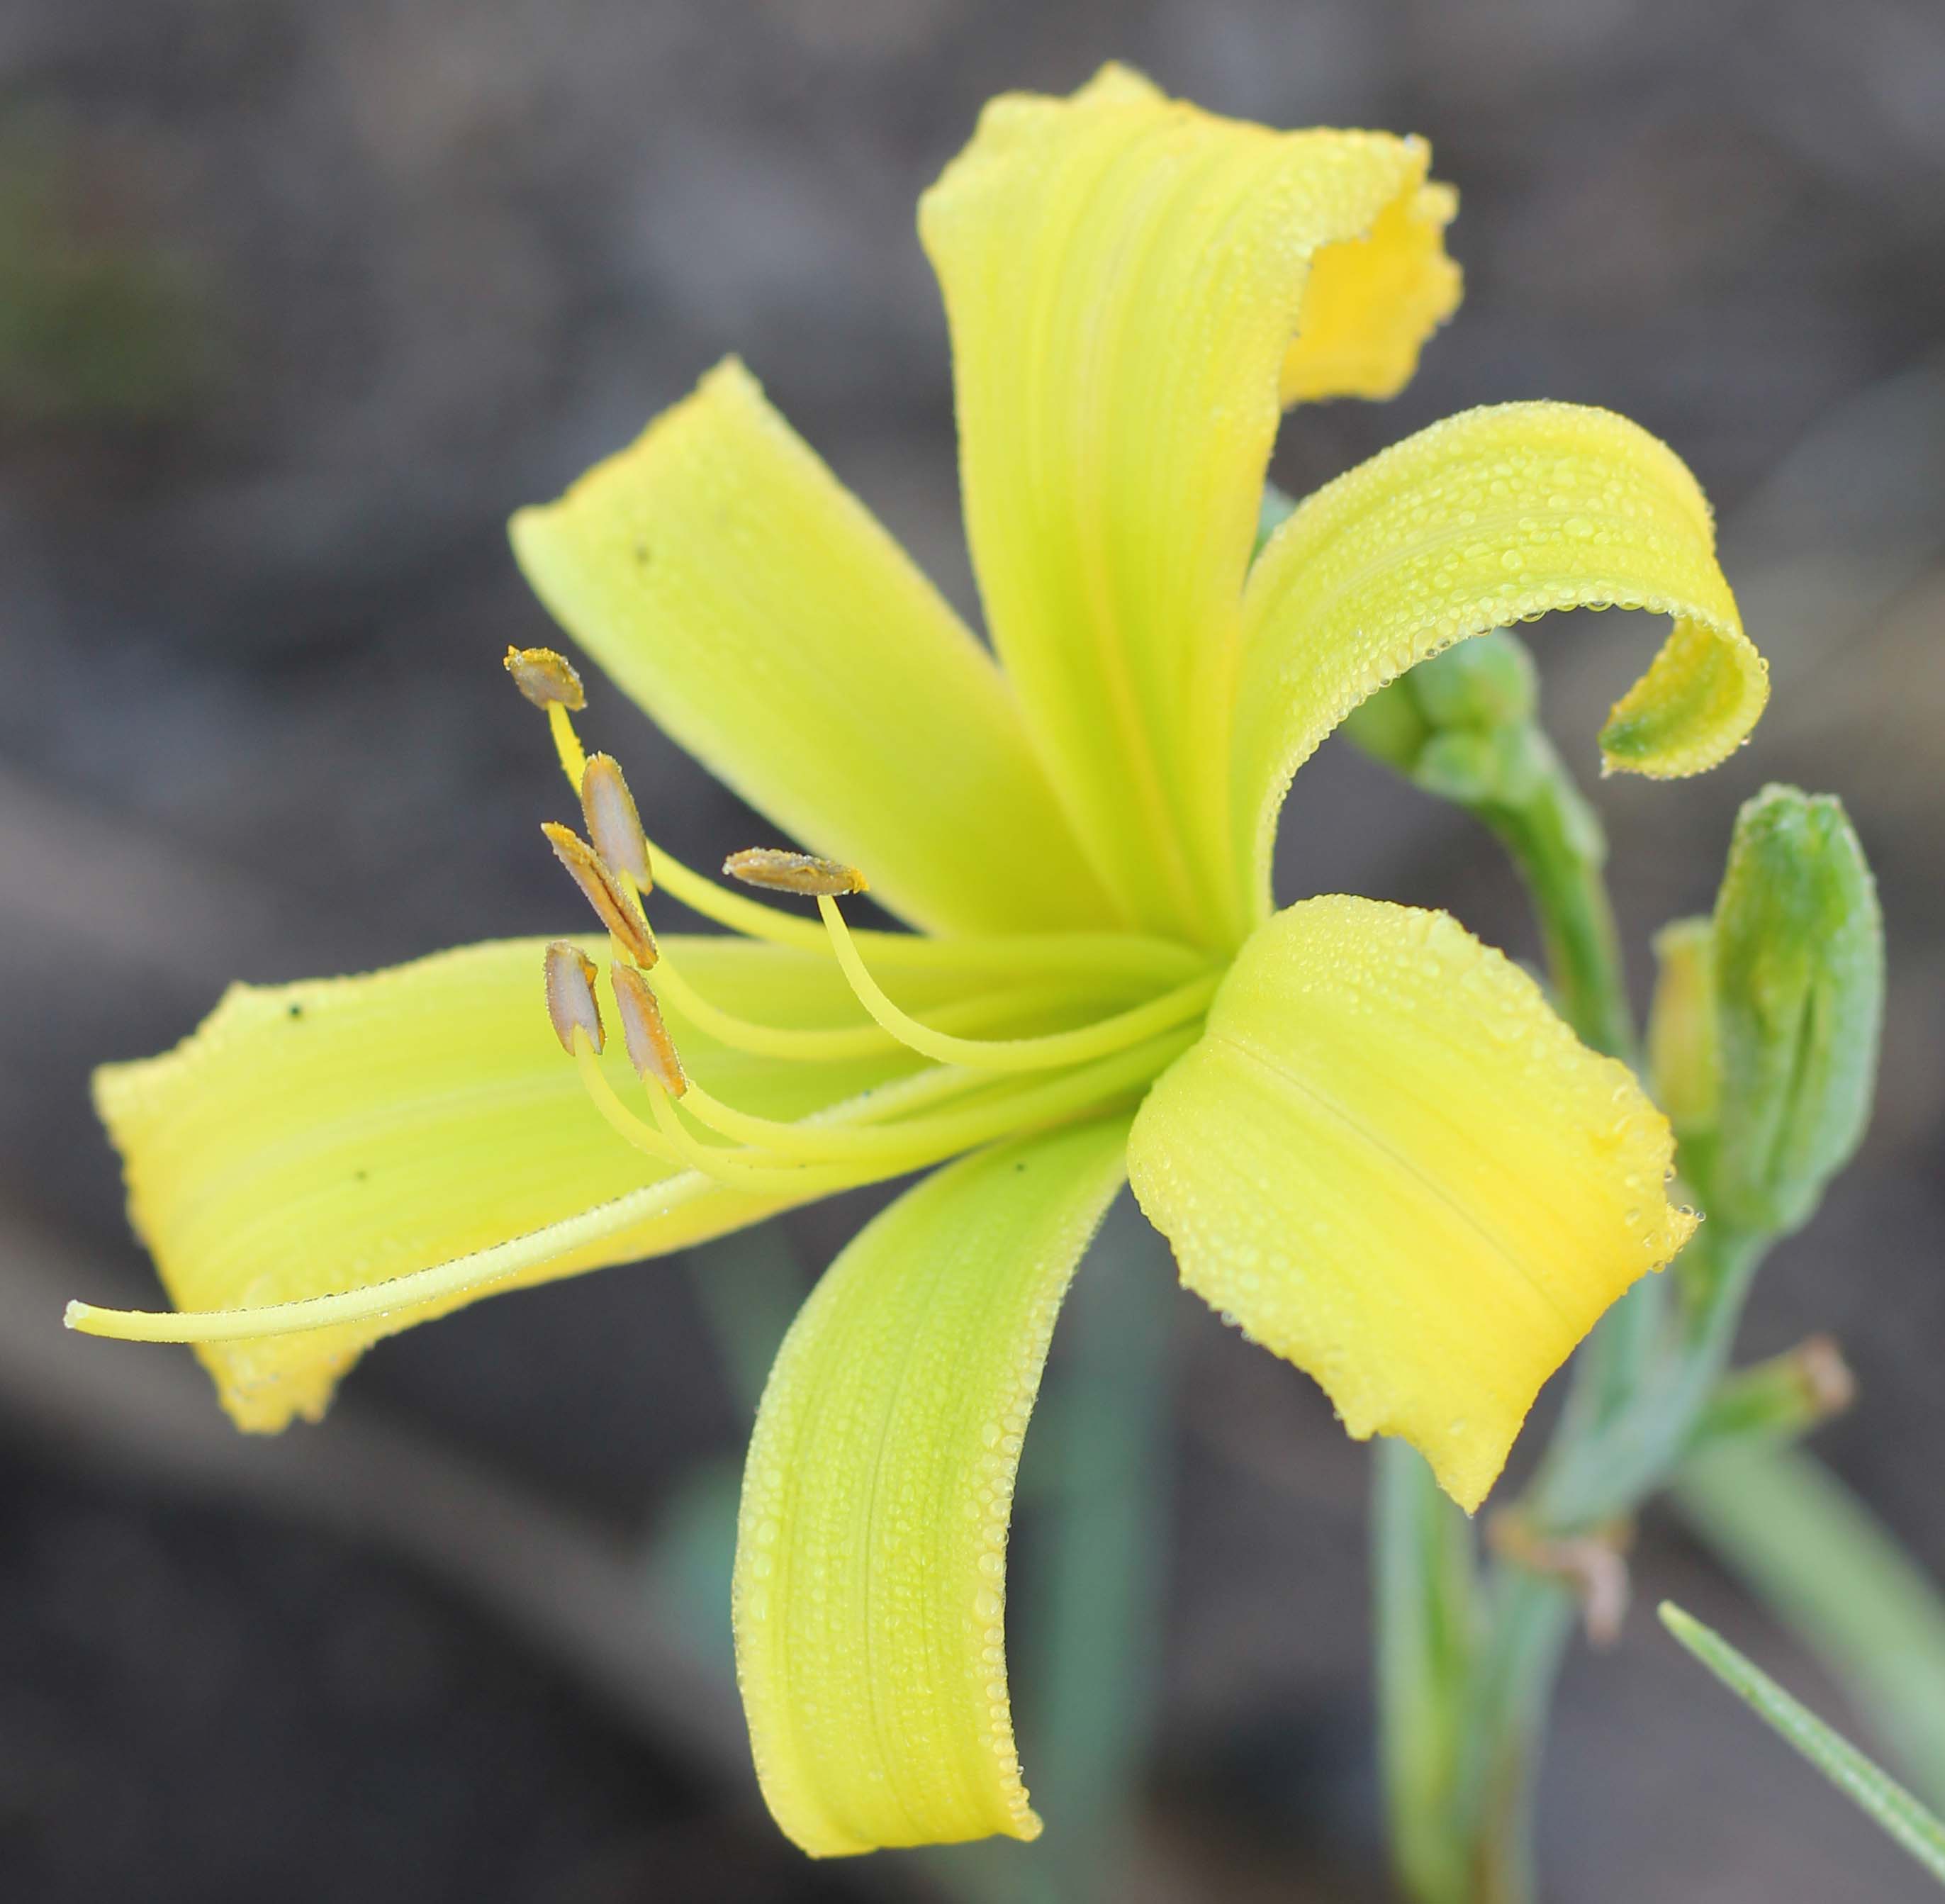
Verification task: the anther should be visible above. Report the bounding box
[504,646,586,711]
[542,822,658,968]
[723,847,868,897]
[580,754,651,889]
[543,941,603,1055]
[611,963,688,1097]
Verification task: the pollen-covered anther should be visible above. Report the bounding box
[542,822,658,968]
[722,847,868,897]
[543,940,603,1055]
[580,753,651,888]
[611,963,688,1097]
[504,645,586,711]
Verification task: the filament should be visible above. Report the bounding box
[640,1024,1193,1189]
[816,894,1220,1073]
[548,701,587,790]
[648,836,1209,984]
[573,1028,680,1164]
[645,941,1115,1066]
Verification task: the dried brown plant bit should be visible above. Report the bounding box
[1795,1333,1856,1419]
[1488,1509,1632,1649]
[722,848,868,897]
[611,963,688,1097]
[503,645,586,711]
[541,822,658,968]
[579,752,651,888]
[542,941,603,1055]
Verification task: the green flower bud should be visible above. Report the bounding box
[1339,673,1432,775]
[1409,630,1538,733]
[1411,729,1504,805]
[1709,786,1883,1236]
[1648,916,1720,1141]
[1340,630,1542,800]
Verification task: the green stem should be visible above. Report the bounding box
[1456,1570,1575,1904]
[1379,724,1773,1903]
[1477,748,1633,1066]
[1374,727,1646,1903]
[1376,1441,1479,1904]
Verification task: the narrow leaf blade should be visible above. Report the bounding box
[1659,1601,1945,1885]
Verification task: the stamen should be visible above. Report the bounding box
[543,941,603,1054]
[644,1021,1197,1186]
[645,833,1211,985]
[581,754,651,889]
[542,822,658,968]
[646,941,1103,1065]
[723,848,869,897]
[816,892,1221,1073]
[612,963,688,1097]
[504,645,585,710]
[504,646,589,788]
[62,1024,1201,1348]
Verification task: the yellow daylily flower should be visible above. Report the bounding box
[74,66,1769,1858]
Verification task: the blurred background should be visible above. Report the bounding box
[4,1,1944,1898]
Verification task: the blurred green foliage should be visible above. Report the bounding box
[0,122,202,425]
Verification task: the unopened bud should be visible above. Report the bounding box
[1710,785,1883,1236]
[1411,629,1539,733]
[1338,674,1430,774]
[1340,630,1544,807]
[505,645,586,711]
[580,753,651,889]
[722,848,868,897]
[1648,916,1720,1141]
[542,822,658,968]
[611,963,687,1096]
[1686,1334,1856,1461]
[543,941,603,1055]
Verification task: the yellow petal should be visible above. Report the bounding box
[1233,401,1769,917]
[1126,896,1693,1511]
[91,935,977,1431]
[732,1118,1131,1855]
[1279,179,1462,404]
[510,359,1114,939]
[921,65,1457,945]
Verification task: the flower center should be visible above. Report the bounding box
[509,647,1222,1199]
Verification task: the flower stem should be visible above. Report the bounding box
[1473,741,1633,1066]
[1376,1440,1479,1904]
[1374,710,1771,1902]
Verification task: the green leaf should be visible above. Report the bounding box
[1675,1450,1945,1812]
[1658,1602,1945,1886]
